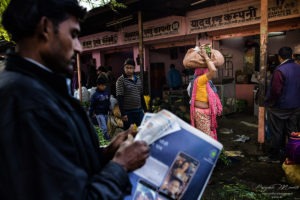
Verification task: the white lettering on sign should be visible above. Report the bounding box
[124,21,180,42]
[188,0,300,33]
[190,6,259,32]
[81,34,118,49]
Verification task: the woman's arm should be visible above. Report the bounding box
[198,48,217,80]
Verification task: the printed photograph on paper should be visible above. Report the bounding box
[158,152,200,199]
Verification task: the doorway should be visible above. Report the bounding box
[150,62,166,99]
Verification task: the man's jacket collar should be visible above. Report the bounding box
[5,52,71,97]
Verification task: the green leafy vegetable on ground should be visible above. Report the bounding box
[94,126,109,147]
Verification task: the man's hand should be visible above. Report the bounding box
[112,137,150,172]
[102,124,138,160]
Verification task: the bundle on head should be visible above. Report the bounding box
[183,45,224,68]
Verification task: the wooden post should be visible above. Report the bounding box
[138,10,144,93]
[258,0,268,144]
[77,54,82,102]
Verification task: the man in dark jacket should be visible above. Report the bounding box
[264,46,300,163]
[0,1,149,199]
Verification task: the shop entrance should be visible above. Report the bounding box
[150,62,166,99]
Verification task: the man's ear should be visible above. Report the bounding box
[36,16,53,41]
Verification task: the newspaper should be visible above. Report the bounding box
[126,110,223,200]
[135,111,181,145]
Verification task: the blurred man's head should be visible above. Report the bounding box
[123,58,135,76]
[278,47,293,62]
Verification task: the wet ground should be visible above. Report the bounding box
[202,111,300,200]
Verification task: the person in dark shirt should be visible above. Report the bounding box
[86,58,98,88]
[116,58,147,130]
[89,77,110,140]
[106,65,117,97]
[167,64,182,90]
[263,46,300,163]
[0,1,149,199]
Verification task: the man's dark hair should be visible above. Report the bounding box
[98,66,107,73]
[96,76,108,85]
[170,64,175,69]
[124,58,135,67]
[2,0,87,42]
[278,47,293,60]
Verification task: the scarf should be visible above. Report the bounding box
[190,68,223,136]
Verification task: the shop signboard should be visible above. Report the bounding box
[80,32,119,50]
[123,16,185,44]
[187,0,300,34]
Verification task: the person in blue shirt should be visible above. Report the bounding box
[89,77,111,140]
[167,64,182,90]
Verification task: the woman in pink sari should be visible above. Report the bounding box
[190,47,223,140]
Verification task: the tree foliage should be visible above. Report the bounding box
[0,0,10,41]
[79,0,126,12]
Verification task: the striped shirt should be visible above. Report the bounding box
[116,74,143,110]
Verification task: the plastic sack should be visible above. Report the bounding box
[282,160,300,186]
[183,46,224,69]
[286,133,300,164]
[74,86,90,102]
